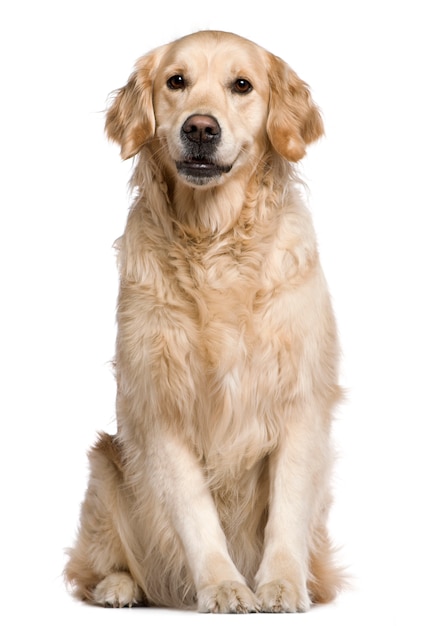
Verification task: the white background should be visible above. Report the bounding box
[1,1,437,625]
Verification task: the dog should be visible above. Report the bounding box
[65,30,344,613]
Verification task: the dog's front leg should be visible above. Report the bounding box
[255,403,330,612]
[146,427,259,613]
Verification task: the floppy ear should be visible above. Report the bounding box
[105,52,160,160]
[267,54,324,162]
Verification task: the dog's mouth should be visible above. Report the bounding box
[176,158,232,185]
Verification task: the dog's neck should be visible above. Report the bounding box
[171,176,252,235]
[133,146,289,238]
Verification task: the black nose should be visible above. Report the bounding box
[181,114,221,144]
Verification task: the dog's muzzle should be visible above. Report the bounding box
[176,114,232,185]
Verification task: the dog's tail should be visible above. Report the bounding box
[308,525,349,604]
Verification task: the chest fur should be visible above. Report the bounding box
[116,205,320,469]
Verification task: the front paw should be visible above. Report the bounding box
[256,578,311,613]
[197,580,260,613]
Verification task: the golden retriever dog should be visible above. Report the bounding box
[65,30,344,613]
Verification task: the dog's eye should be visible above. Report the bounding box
[167,75,186,90]
[232,78,253,94]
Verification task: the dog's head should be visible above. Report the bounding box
[106,31,323,188]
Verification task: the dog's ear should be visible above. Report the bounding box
[105,52,161,160]
[267,54,324,162]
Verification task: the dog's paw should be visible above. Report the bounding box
[256,578,311,613]
[197,580,260,613]
[93,572,142,608]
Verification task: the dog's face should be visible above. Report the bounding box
[106,31,324,188]
[152,33,270,187]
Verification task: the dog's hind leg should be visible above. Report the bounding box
[64,432,144,607]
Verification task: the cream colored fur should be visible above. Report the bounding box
[65,30,344,613]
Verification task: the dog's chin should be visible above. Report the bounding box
[176,160,232,187]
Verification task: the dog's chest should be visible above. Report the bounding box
[172,236,262,336]
[164,235,302,465]
[119,213,313,463]
[168,233,296,384]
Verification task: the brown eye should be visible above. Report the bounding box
[167,75,186,90]
[232,78,253,94]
